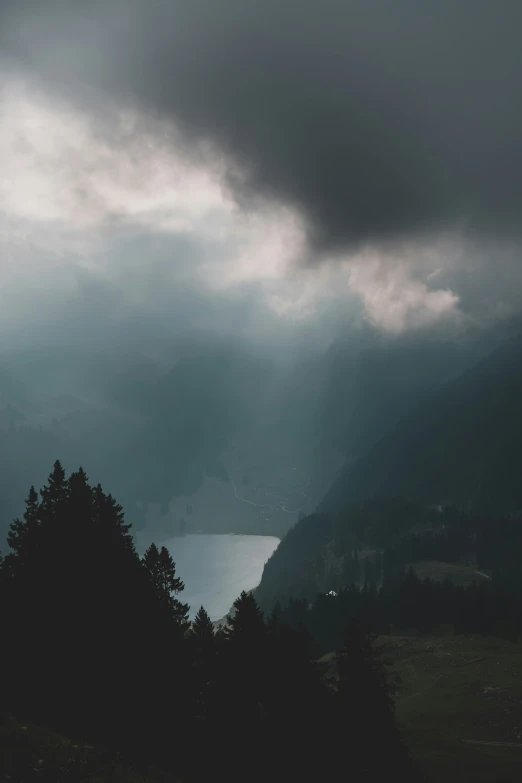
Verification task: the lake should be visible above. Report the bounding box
[136,533,280,620]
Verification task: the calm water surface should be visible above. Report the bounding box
[138,533,280,620]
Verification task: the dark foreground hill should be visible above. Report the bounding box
[0,715,156,783]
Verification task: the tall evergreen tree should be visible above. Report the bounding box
[143,542,161,588]
[187,605,218,735]
[190,606,215,642]
[5,485,39,569]
[225,591,268,719]
[214,624,226,643]
[334,619,411,779]
[225,590,266,644]
[158,545,186,596]
[142,543,189,631]
[39,459,67,515]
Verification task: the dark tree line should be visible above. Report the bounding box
[258,496,522,611]
[276,570,522,654]
[0,462,411,782]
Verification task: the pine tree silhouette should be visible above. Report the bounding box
[158,545,185,594]
[225,590,266,644]
[142,543,189,631]
[39,459,67,516]
[188,605,217,733]
[334,618,411,779]
[190,605,215,641]
[5,485,39,569]
[1,462,190,757]
[143,542,161,588]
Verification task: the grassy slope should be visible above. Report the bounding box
[409,560,490,587]
[388,635,522,782]
[321,633,522,781]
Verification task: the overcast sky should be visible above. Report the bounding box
[0,0,521,352]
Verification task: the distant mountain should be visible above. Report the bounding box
[256,331,522,610]
[1,327,518,547]
[318,337,477,460]
[321,332,522,515]
[104,342,272,511]
[0,338,339,542]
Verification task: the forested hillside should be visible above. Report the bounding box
[257,332,522,614]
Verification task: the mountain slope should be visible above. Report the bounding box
[319,338,476,460]
[321,333,522,514]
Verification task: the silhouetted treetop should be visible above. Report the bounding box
[190,606,215,642]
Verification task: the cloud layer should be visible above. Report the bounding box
[2,0,522,251]
[1,2,522,339]
[0,73,465,338]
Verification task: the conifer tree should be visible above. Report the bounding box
[214,624,226,643]
[207,591,268,782]
[158,545,185,596]
[92,485,135,558]
[142,543,189,630]
[66,467,93,537]
[158,546,189,630]
[143,542,161,588]
[6,485,39,566]
[188,605,217,733]
[190,605,215,642]
[225,590,266,644]
[334,618,411,778]
[39,459,67,514]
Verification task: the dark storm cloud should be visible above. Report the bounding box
[1,0,522,252]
